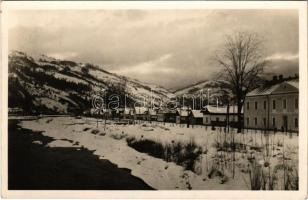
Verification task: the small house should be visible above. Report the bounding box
[176,108,190,124]
[148,109,158,121]
[90,108,112,119]
[157,109,177,123]
[188,110,203,125]
[134,107,148,121]
[202,105,241,127]
[157,110,165,122]
[120,108,134,119]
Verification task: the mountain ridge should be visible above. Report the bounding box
[8,50,175,114]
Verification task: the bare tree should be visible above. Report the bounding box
[215,32,266,132]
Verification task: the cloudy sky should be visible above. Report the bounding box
[9,10,298,90]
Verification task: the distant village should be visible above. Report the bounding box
[79,74,298,133]
[9,74,298,133]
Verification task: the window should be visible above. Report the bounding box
[206,117,208,123]
[295,98,298,109]
[263,118,266,126]
[272,118,276,127]
[283,99,287,109]
[216,117,219,122]
[254,118,258,126]
[246,118,249,126]
[255,102,258,110]
[247,102,250,110]
[264,101,266,109]
[295,118,298,128]
[273,100,276,110]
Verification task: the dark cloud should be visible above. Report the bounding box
[9,10,299,89]
[264,56,299,79]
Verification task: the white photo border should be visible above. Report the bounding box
[1,1,307,199]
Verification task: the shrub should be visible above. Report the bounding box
[91,129,100,135]
[46,119,53,123]
[208,165,223,179]
[126,136,202,172]
[248,161,262,190]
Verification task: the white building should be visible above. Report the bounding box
[202,105,241,127]
[244,80,299,132]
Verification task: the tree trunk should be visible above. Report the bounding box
[227,101,230,133]
[237,100,243,133]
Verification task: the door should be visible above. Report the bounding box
[283,116,288,132]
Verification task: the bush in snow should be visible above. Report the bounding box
[91,129,100,135]
[126,136,202,172]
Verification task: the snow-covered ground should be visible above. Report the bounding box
[19,116,298,190]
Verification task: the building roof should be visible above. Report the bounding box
[176,109,189,117]
[287,80,299,89]
[247,84,281,96]
[247,80,299,97]
[202,105,242,114]
[157,109,177,114]
[190,110,203,118]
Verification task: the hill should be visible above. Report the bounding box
[174,79,234,106]
[8,51,175,114]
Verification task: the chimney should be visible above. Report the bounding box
[278,74,283,81]
[272,75,278,81]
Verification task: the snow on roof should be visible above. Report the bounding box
[247,80,299,97]
[176,109,189,117]
[247,84,281,96]
[287,80,299,89]
[157,109,177,114]
[203,105,241,114]
[190,110,203,118]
